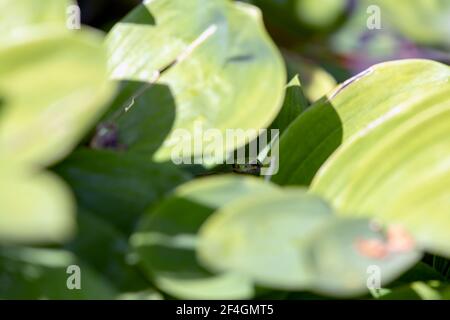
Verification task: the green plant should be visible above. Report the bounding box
[0,0,449,300]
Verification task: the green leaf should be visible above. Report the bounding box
[0,165,74,244]
[66,208,150,292]
[198,189,420,296]
[270,75,308,133]
[175,174,280,207]
[198,189,332,290]
[105,0,286,161]
[0,30,115,167]
[307,219,421,297]
[0,247,117,299]
[0,0,72,45]
[53,148,191,234]
[0,2,116,244]
[374,0,450,48]
[273,59,450,186]
[311,81,450,257]
[131,175,278,299]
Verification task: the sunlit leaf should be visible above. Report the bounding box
[0,165,74,243]
[0,30,115,166]
[307,219,421,297]
[311,81,450,257]
[0,0,72,45]
[273,59,450,186]
[131,175,278,299]
[198,189,332,290]
[105,0,286,162]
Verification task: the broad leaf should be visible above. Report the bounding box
[0,30,114,167]
[198,189,332,290]
[310,77,450,257]
[131,175,278,299]
[307,219,421,297]
[0,0,71,45]
[0,1,116,244]
[198,187,420,296]
[374,0,450,48]
[0,165,74,243]
[270,75,308,133]
[105,0,286,161]
[273,59,450,186]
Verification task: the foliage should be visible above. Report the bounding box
[0,0,449,300]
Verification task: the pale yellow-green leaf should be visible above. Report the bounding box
[311,66,450,257]
[0,165,75,243]
[0,30,115,167]
[106,0,286,161]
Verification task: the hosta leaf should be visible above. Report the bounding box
[307,219,421,297]
[105,0,285,161]
[270,75,308,133]
[0,2,115,244]
[273,59,450,186]
[392,262,445,285]
[131,175,278,299]
[53,148,191,234]
[0,30,115,167]
[198,190,332,290]
[0,0,71,45]
[374,0,450,48]
[198,188,420,296]
[175,174,279,207]
[311,83,450,257]
[0,165,74,244]
[0,247,117,299]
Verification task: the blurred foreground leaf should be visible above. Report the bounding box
[198,186,419,296]
[130,175,278,299]
[0,0,115,244]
